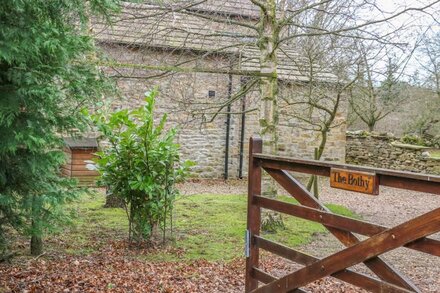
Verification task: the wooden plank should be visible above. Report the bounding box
[380,175,440,196]
[256,154,440,195]
[255,154,440,182]
[71,148,98,154]
[246,136,262,292]
[254,196,383,236]
[75,175,98,182]
[255,236,413,293]
[253,207,440,293]
[252,268,276,284]
[264,168,419,292]
[72,153,97,160]
[72,159,96,165]
[251,269,307,293]
[406,238,440,257]
[75,176,98,180]
[71,164,97,171]
[71,170,99,176]
[255,236,315,266]
[254,195,440,257]
[330,168,379,195]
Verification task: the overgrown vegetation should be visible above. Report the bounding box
[401,134,428,146]
[0,0,118,258]
[91,91,193,245]
[401,134,440,148]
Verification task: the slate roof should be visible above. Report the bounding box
[238,47,337,82]
[93,2,252,51]
[185,0,260,18]
[64,137,98,149]
[93,1,336,82]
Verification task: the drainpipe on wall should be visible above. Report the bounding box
[224,72,233,180]
[238,77,247,179]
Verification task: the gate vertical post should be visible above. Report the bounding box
[245,136,262,292]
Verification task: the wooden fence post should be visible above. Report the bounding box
[245,136,262,292]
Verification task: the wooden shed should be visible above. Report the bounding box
[62,137,99,186]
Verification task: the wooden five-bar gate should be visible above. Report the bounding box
[245,136,440,293]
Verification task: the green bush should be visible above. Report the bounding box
[92,90,194,244]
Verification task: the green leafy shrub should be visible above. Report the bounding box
[92,90,193,244]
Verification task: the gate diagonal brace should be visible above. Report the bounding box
[245,136,440,293]
[254,236,415,293]
[264,168,420,292]
[252,195,440,257]
[251,207,440,293]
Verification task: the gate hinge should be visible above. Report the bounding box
[245,229,251,258]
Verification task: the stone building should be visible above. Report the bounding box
[92,0,348,179]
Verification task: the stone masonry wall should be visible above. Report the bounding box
[346,132,440,175]
[100,43,348,178]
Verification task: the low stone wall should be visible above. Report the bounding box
[346,131,440,175]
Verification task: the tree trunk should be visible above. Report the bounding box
[307,147,320,198]
[258,0,284,232]
[30,235,43,256]
[30,195,43,256]
[307,130,328,195]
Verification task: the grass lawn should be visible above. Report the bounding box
[53,192,356,262]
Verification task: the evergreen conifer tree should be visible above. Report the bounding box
[0,0,118,256]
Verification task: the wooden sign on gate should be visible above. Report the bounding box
[330,168,379,195]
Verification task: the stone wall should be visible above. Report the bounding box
[99,43,348,178]
[346,132,440,175]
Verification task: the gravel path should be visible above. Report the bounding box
[305,183,440,293]
[179,179,440,292]
[178,179,247,195]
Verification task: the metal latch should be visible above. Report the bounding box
[245,229,250,258]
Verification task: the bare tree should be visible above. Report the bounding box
[349,43,411,131]
[419,29,440,99]
[92,0,440,229]
[409,28,440,137]
[280,10,360,197]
